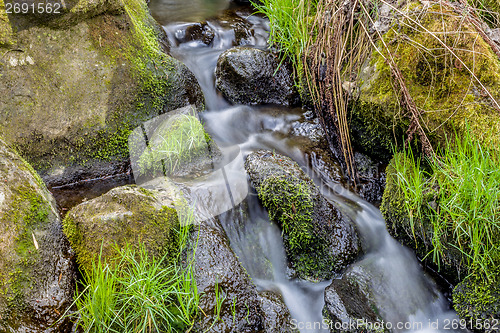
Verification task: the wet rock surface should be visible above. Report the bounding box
[189,221,266,333]
[62,184,180,273]
[216,46,298,106]
[259,291,297,333]
[323,267,387,333]
[245,150,361,280]
[0,138,75,332]
[352,152,386,206]
[0,0,203,187]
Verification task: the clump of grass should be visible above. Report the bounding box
[68,221,199,332]
[252,0,315,84]
[392,130,500,280]
[138,114,211,176]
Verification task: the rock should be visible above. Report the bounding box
[190,222,265,333]
[323,268,387,333]
[259,291,297,333]
[453,275,500,330]
[62,184,179,273]
[244,150,360,280]
[173,22,216,45]
[352,152,386,205]
[0,138,75,332]
[216,46,298,106]
[0,0,204,187]
[350,2,500,161]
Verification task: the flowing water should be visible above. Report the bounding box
[42,2,465,332]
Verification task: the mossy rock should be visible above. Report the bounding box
[62,184,180,273]
[453,275,500,330]
[351,2,500,160]
[0,138,75,332]
[0,0,204,187]
[380,153,467,282]
[245,150,360,280]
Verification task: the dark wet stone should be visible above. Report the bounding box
[323,268,387,333]
[216,46,298,106]
[352,152,386,206]
[0,138,76,332]
[259,291,298,333]
[174,22,216,45]
[190,222,265,333]
[244,150,360,280]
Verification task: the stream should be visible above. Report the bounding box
[56,1,469,332]
[150,2,471,332]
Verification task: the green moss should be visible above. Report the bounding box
[453,274,500,324]
[62,186,180,273]
[0,186,51,312]
[354,3,500,157]
[0,0,13,47]
[257,174,332,279]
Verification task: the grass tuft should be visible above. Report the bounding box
[391,130,500,280]
[66,220,199,332]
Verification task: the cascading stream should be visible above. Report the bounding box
[155,5,469,332]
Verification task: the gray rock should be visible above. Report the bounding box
[0,0,204,187]
[0,138,76,332]
[216,46,298,106]
[244,150,360,280]
[260,291,298,333]
[323,269,387,333]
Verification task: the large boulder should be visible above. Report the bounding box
[0,0,204,187]
[62,185,179,273]
[189,222,266,333]
[215,46,298,106]
[244,150,360,280]
[350,2,500,161]
[0,139,75,332]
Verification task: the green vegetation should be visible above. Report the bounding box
[138,114,211,176]
[388,130,500,281]
[66,208,199,333]
[69,242,198,332]
[252,0,314,84]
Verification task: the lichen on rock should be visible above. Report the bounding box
[0,0,204,187]
[351,2,500,160]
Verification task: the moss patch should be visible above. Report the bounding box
[63,185,180,273]
[353,2,500,158]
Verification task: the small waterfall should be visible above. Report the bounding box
[136,5,472,331]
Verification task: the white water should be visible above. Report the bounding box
[151,7,469,332]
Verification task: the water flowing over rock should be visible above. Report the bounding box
[216,46,298,106]
[0,138,75,332]
[189,222,266,332]
[62,185,179,273]
[244,150,361,280]
[323,269,387,333]
[0,0,204,187]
